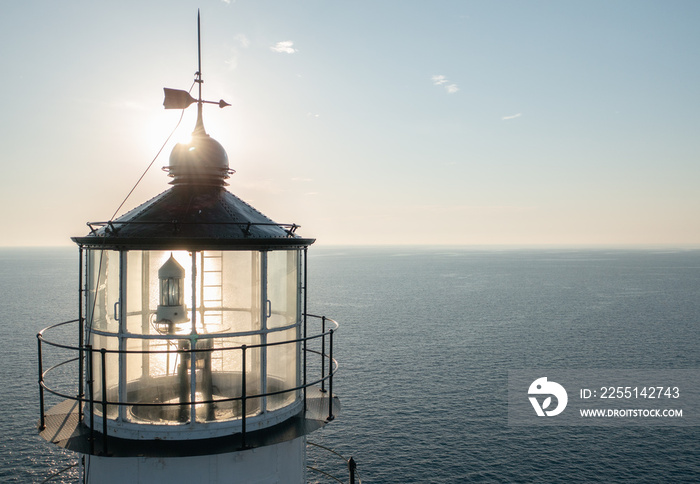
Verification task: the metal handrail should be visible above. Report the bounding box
[86,220,300,237]
[40,461,78,483]
[307,441,361,484]
[37,314,338,447]
[39,356,339,408]
[39,318,338,351]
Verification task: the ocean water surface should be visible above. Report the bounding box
[1,247,699,482]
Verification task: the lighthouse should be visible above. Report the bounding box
[37,15,343,483]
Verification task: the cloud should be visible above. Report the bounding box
[271,41,297,54]
[225,50,239,70]
[432,74,459,94]
[224,35,250,70]
[292,177,313,182]
[234,33,250,48]
[502,113,522,120]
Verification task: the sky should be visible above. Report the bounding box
[1,0,699,247]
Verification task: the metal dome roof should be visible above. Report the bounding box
[72,183,314,250]
[163,112,234,187]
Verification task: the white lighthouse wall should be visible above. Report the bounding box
[84,436,306,484]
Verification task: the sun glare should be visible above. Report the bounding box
[139,109,198,156]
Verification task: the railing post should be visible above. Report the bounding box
[100,348,108,455]
[87,344,94,455]
[37,334,45,431]
[348,457,357,484]
[241,344,247,448]
[328,328,334,421]
[78,246,84,422]
[78,343,84,423]
[321,316,326,393]
[303,248,308,411]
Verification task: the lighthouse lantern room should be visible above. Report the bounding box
[37,14,342,484]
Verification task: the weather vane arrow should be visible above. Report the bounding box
[162,10,230,111]
[163,88,230,110]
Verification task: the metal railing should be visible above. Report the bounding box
[307,441,361,484]
[38,314,338,455]
[85,220,301,238]
[40,461,78,483]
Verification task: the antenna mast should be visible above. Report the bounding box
[162,11,231,113]
[197,9,202,104]
[194,9,204,133]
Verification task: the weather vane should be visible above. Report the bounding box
[162,10,231,111]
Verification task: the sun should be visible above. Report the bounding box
[140,108,198,156]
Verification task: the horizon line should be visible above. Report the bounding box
[2,243,699,250]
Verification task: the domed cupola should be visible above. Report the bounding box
[165,109,233,186]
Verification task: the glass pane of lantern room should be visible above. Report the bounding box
[221,251,261,334]
[124,251,146,385]
[85,249,121,419]
[266,250,299,329]
[197,335,262,422]
[265,250,299,411]
[86,249,121,334]
[266,327,298,411]
[126,250,191,335]
[89,331,120,419]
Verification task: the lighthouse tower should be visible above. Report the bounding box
[37,15,340,484]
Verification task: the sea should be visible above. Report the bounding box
[1,246,699,483]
